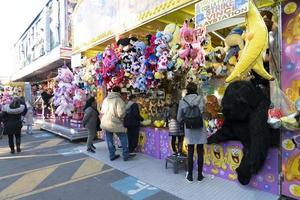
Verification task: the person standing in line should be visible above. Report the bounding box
[1,98,27,154]
[124,95,143,153]
[101,86,134,161]
[83,97,100,153]
[177,83,207,182]
[168,102,184,157]
[24,100,34,134]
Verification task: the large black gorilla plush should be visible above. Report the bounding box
[207,81,279,185]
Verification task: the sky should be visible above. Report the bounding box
[0,0,49,82]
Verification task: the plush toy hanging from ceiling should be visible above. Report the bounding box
[82,58,96,85]
[178,19,206,70]
[178,19,194,69]
[225,1,274,83]
[72,66,85,89]
[100,46,119,86]
[223,27,245,66]
[164,23,181,48]
[145,34,156,59]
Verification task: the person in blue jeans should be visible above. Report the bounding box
[100,86,135,161]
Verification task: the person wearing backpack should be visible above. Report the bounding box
[124,95,143,153]
[177,82,207,182]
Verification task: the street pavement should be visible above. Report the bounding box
[0,130,180,200]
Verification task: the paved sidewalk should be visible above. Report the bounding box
[0,131,179,200]
[79,142,279,200]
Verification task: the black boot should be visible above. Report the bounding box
[91,144,96,149]
[10,149,15,154]
[87,148,95,153]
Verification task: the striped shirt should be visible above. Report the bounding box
[168,119,181,133]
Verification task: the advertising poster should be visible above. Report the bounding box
[195,0,249,29]
[281,1,300,199]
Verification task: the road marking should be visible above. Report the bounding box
[32,133,54,138]
[72,158,104,179]
[0,166,58,199]
[56,147,83,156]
[0,144,71,157]
[0,138,67,156]
[35,138,63,149]
[22,138,57,146]
[0,153,68,160]
[8,168,114,200]
[0,157,86,181]
[111,176,160,200]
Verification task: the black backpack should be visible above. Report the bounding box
[183,99,203,129]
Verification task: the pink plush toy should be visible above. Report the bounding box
[180,19,194,45]
[145,34,156,59]
[178,20,206,69]
[106,69,125,90]
[103,46,118,69]
[178,43,191,68]
[191,27,206,68]
[157,51,169,71]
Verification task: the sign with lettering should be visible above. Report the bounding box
[195,0,249,29]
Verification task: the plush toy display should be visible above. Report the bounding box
[53,66,75,117]
[207,81,279,185]
[225,1,274,83]
[223,27,245,65]
[178,19,206,70]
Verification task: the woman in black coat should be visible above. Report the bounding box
[1,98,27,154]
[124,95,143,153]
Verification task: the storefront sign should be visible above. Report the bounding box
[195,0,249,28]
[281,1,300,199]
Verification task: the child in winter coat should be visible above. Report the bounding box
[168,103,184,157]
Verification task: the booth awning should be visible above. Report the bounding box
[72,0,200,54]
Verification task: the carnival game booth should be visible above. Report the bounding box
[11,0,87,141]
[71,0,287,196]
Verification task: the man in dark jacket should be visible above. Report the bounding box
[124,95,143,153]
[41,88,53,119]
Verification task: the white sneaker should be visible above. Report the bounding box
[185,172,193,183]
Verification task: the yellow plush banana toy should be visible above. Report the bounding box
[225,1,274,83]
